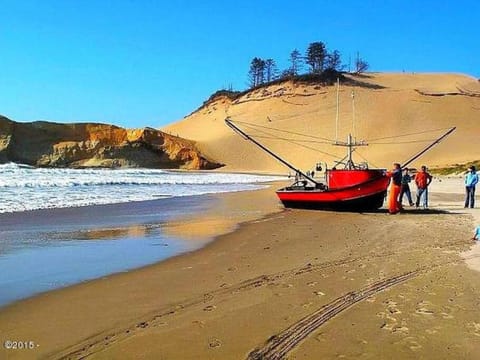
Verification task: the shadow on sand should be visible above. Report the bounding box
[290,208,454,215]
[373,208,453,215]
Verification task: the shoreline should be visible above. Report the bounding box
[1,178,480,359]
[0,185,286,359]
[0,183,284,308]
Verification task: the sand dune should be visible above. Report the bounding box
[163,73,480,174]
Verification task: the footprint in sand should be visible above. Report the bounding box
[384,300,402,314]
[378,306,410,335]
[203,293,214,302]
[378,313,398,331]
[203,305,217,312]
[425,325,441,335]
[408,341,422,351]
[302,301,314,308]
[209,338,222,348]
[193,320,206,328]
[388,306,401,314]
[396,337,422,351]
[392,325,409,334]
[416,308,434,315]
[467,322,480,337]
[440,312,454,319]
[415,300,435,315]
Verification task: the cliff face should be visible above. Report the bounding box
[0,116,222,169]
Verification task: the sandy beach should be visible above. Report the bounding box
[1,2,479,359]
[1,178,480,359]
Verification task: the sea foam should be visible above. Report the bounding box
[0,163,284,213]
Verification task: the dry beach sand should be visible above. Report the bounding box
[1,177,480,359]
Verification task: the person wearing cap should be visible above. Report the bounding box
[399,167,414,207]
[465,165,479,208]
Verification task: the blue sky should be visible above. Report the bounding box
[0,0,478,128]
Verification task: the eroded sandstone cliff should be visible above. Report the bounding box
[0,116,222,169]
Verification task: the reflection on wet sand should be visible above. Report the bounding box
[63,224,162,241]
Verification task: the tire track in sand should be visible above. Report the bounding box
[54,242,471,360]
[247,270,419,360]
[53,254,378,359]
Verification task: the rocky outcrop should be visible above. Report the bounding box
[0,116,222,169]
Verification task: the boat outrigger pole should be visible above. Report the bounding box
[225,118,320,186]
[401,127,456,169]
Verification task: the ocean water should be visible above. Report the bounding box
[0,163,282,213]
[0,163,284,307]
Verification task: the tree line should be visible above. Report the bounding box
[248,41,369,88]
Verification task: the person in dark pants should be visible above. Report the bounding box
[399,167,414,206]
[414,165,432,209]
[465,165,479,208]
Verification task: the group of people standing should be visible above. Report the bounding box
[387,164,432,214]
[388,164,478,215]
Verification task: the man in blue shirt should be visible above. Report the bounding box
[465,165,479,208]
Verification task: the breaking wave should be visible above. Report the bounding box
[0,163,284,213]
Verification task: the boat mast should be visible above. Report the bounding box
[335,78,339,143]
[334,133,367,169]
[333,85,367,170]
[351,90,356,138]
[225,118,320,185]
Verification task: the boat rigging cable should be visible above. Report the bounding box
[231,119,334,142]
[225,118,320,185]
[227,119,456,169]
[225,118,456,174]
[229,119,452,146]
[233,121,341,159]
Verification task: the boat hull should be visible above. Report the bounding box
[276,169,389,211]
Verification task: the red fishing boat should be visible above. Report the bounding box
[225,118,455,211]
[276,168,389,210]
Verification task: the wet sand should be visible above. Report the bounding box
[0,195,219,307]
[1,179,480,359]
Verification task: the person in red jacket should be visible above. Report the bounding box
[414,165,432,208]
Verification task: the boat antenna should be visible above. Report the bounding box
[400,127,456,169]
[335,78,339,143]
[351,89,356,138]
[225,118,319,185]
